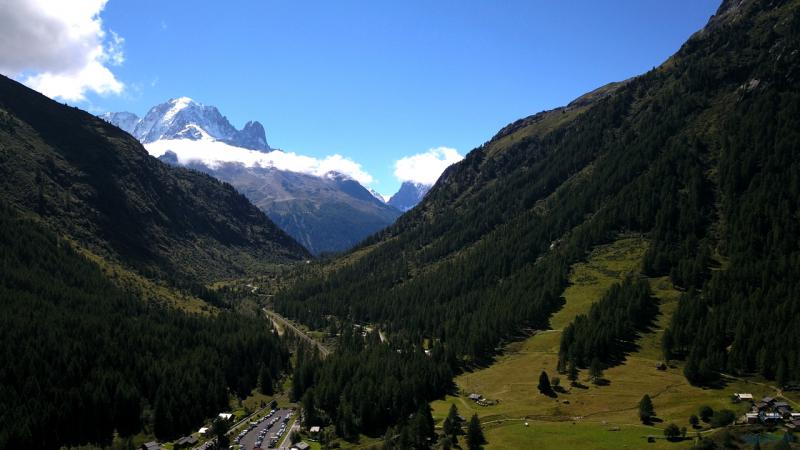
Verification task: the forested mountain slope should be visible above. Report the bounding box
[0,75,305,449]
[0,74,309,284]
[277,0,800,440]
[0,206,290,448]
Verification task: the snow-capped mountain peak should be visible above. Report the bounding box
[100,97,270,151]
[387,181,431,211]
[369,189,389,203]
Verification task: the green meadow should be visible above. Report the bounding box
[430,236,787,449]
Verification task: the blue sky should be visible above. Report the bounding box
[1,0,720,196]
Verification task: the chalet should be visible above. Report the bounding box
[218,412,233,421]
[309,426,321,434]
[745,412,759,424]
[198,427,209,435]
[292,443,311,450]
[734,393,754,401]
[791,412,800,420]
[468,393,482,402]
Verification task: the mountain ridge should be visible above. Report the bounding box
[275,0,800,442]
[0,75,309,284]
[101,97,270,151]
[105,98,403,254]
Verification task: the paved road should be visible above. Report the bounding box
[263,308,331,358]
[235,408,294,450]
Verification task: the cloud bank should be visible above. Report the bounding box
[145,139,374,185]
[394,147,464,185]
[0,0,124,101]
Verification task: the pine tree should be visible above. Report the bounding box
[568,359,579,385]
[538,370,552,395]
[443,404,462,439]
[466,414,486,450]
[589,357,603,384]
[776,359,788,388]
[259,365,274,395]
[411,404,435,449]
[638,394,655,424]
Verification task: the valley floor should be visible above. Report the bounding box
[430,236,799,449]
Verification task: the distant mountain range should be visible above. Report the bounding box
[101,97,269,151]
[102,98,407,254]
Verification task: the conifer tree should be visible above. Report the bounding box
[466,414,486,450]
[639,394,655,424]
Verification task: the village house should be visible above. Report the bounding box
[174,435,197,450]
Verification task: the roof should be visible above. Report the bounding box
[294,443,311,450]
[774,401,789,407]
[176,436,197,445]
[736,393,753,399]
[198,427,209,434]
[762,397,775,403]
[218,413,233,420]
[309,426,321,433]
[142,443,160,450]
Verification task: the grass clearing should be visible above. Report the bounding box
[430,236,770,449]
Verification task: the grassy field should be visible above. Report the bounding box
[430,236,788,449]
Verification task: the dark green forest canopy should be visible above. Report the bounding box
[276,0,800,438]
[0,206,289,449]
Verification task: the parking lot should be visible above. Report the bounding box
[234,408,295,449]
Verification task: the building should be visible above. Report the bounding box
[759,412,782,423]
[468,393,482,401]
[198,427,209,435]
[141,443,161,450]
[175,435,197,449]
[309,426,321,434]
[218,412,233,421]
[745,412,759,424]
[734,393,753,401]
[292,442,311,450]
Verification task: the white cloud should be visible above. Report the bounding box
[394,146,464,185]
[145,139,374,185]
[0,0,124,102]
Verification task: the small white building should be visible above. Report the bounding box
[198,427,209,435]
[218,412,233,421]
[309,426,321,433]
[735,393,754,401]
